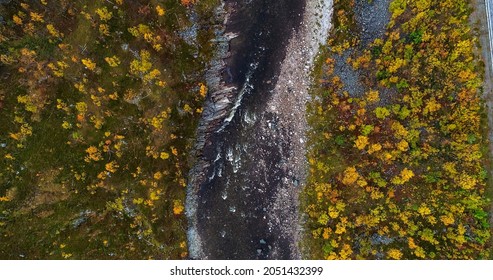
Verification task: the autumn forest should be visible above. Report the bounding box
[0,0,492,259]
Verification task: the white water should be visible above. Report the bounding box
[216,62,258,133]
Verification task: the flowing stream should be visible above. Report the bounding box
[187,0,333,259]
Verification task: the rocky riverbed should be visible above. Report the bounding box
[186,0,333,259]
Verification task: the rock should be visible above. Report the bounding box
[293,179,299,187]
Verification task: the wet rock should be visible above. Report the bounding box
[293,178,299,187]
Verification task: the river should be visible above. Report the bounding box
[187,0,332,259]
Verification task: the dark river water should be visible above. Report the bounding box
[194,0,306,259]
